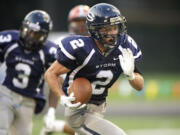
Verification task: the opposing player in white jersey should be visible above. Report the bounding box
[41,5,90,135]
[45,3,144,135]
[0,10,58,135]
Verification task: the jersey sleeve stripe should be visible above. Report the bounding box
[134,50,142,59]
[67,49,95,93]
[119,45,142,59]
[59,41,76,60]
[127,35,138,49]
[4,43,18,59]
[118,45,123,52]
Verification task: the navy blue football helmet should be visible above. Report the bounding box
[86,3,126,51]
[20,10,53,51]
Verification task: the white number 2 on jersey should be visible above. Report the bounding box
[70,39,84,49]
[92,70,113,95]
[12,63,31,89]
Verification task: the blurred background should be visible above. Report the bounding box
[0,0,180,134]
[1,0,180,72]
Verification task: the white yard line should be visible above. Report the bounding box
[127,128,180,135]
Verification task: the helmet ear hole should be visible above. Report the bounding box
[20,10,52,51]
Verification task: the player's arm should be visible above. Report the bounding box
[0,31,14,63]
[44,76,65,130]
[49,90,58,108]
[45,60,70,98]
[119,48,144,91]
[45,76,63,118]
[45,60,82,109]
[48,76,64,108]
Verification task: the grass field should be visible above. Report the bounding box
[33,115,180,135]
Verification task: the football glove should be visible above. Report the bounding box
[44,107,55,131]
[60,92,83,109]
[119,48,135,80]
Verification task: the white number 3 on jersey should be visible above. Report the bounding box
[12,63,31,89]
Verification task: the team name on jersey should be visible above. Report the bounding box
[15,56,34,65]
[96,62,116,68]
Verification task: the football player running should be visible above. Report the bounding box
[0,10,58,135]
[41,5,90,135]
[45,3,144,135]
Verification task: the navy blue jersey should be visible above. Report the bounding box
[56,35,142,105]
[0,30,58,113]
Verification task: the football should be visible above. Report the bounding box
[68,78,92,104]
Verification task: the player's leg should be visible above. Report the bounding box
[65,103,127,135]
[0,86,15,135]
[63,122,75,135]
[65,106,87,131]
[65,107,97,135]
[73,117,126,135]
[84,103,126,135]
[82,113,126,135]
[10,96,35,135]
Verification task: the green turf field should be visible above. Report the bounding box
[33,115,180,135]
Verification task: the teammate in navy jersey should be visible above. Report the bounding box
[41,5,90,135]
[45,3,144,135]
[0,10,58,135]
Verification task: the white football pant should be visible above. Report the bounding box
[65,103,127,135]
[0,85,35,135]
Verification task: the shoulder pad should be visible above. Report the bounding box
[124,34,138,49]
[120,34,142,61]
[43,40,58,56]
[58,35,87,59]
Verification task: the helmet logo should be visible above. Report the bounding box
[110,16,122,23]
[28,23,40,31]
[87,12,95,22]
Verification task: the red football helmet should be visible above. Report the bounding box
[68,5,90,36]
